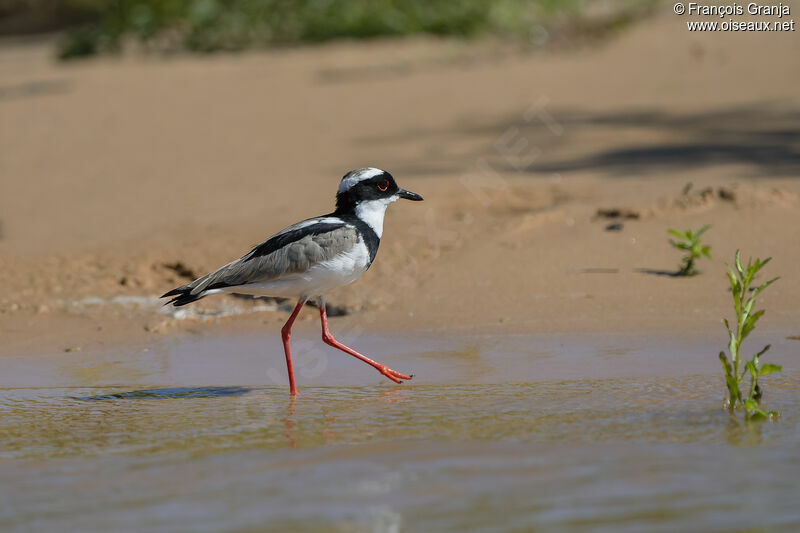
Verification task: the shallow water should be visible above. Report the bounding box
[1,331,799,532]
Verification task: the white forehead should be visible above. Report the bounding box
[338,167,385,194]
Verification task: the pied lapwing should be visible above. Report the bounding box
[162,168,423,395]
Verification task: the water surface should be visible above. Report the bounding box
[1,332,799,532]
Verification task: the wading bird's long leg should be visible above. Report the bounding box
[317,296,412,384]
[281,296,308,395]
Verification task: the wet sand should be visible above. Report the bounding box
[1,328,796,389]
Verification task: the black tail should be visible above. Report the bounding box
[161,285,205,307]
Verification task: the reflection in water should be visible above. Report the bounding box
[77,386,253,401]
[283,395,297,448]
[724,416,765,447]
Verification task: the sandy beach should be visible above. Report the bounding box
[2,9,799,357]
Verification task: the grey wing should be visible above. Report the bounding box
[164,222,359,304]
[208,226,359,290]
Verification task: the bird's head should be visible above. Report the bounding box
[334,168,423,238]
[335,168,422,213]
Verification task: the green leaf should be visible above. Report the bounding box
[745,360,758,380]
[744,259,758,288]
[735,250,743,276]
[744,398,759,412]
[719,351,732,377]
[726,267,741,312]
[695,224,711,238]
[752,277,779,298]
[667,229,684,239]
[728,330,738,363]
[722,317,731,333]
[726,265,738,288]
[724,367,739,388]
[743,298,755,320]
[755,344,771,358]
[725,373,740,402]
[701,245,712,258]
[741,309,764,338]
[760,363,782,376]
[749,409,768,421]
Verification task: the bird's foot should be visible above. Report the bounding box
[378,365,413,384]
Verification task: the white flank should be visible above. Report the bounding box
[222,238,371,298]
[338,167,384,194]
[354,196,397,238]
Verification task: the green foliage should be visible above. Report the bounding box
[719,250,780,421]
[668,225,712,276]
[55,0,651,58]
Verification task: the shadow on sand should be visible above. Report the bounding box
[635,268,682,278]
[368,104,800,178]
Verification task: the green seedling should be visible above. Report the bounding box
[719,250,780,420]
[668,225,711,276]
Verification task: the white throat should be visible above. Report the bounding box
[354,196,397,238]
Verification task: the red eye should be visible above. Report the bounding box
[377,179,389,192]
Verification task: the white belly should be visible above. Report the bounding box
[223,239,371,298]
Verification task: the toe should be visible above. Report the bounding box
[378,367,405,383]
[388,369,412,381]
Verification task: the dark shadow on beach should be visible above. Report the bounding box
[635,268,682,278]
[366,105,800,178]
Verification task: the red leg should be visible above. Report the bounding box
[281,297,307,395]
[317,296,412,384]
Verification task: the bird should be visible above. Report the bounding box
[161,168,423,395]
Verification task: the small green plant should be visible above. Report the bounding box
[668,225,712,276]
[719,250,781,420]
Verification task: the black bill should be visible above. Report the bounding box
[398,188,424,201]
